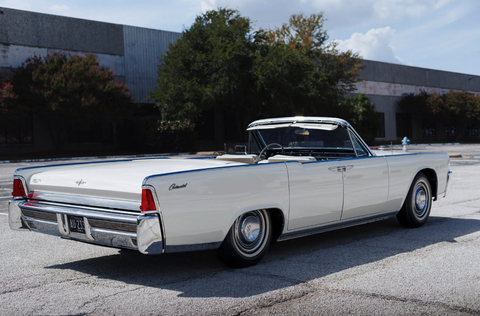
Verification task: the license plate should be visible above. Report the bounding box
[68,215,85,234]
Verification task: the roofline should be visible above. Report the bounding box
[247,117,351,128]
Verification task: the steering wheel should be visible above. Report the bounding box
[256,143,285,163]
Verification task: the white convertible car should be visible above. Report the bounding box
[9,117,451,267]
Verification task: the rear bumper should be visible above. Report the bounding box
[8,199,164,254]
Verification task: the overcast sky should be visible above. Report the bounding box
[1,0,479,76]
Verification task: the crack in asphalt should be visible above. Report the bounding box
[324,287,480,316]
[449,197,480,205]
[0,274,94,296]
[228,270,322,316]
[236,286,315,316]
[234,283,480,316]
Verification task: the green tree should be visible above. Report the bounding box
[397,90,438,134]
[252,40,327,117]
[2,52,134,149]
[150,8,256,144]
[0,81,19,120]
[343,93,377,143]
[150,9,363,145]
[428,91,480,138]
[264,13,363,112]
[398,90,480,139]
[266,13,328,54]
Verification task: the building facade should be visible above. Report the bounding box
[356,60,480,141]
[1,7,479,154]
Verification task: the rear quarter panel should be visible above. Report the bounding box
[383,152,450,212]
[144,163,290,247]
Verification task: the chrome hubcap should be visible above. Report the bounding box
[414,183,428,218]
[241,215,260,243]
[234,211,265,254]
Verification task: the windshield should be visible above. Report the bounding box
[256,125,352,150]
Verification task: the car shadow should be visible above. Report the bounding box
[45,215,480,298]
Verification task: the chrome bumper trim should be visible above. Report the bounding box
[21,201,138,223]
[8,200,28,230]
[137,214,164,254]
[8,199,164,254]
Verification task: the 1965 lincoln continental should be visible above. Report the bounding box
[9,117,452,267]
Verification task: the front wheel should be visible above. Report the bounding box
[219,209,272,268]
[397,172,432,228]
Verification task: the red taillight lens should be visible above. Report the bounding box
[140,189,157,212]
[12,178,27,197]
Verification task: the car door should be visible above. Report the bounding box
[341,129,389,220]
[286,160,344,230]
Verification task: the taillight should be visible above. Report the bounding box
[140,189,157,212]
[12,178,27,197]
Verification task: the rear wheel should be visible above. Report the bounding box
[219,209,272,268]
[397,172,432,228]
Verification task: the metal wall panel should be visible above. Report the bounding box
[359,59,480,92]
[0,7,124,55]
[123,25,182,103]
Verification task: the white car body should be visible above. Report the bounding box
[9,117,451,267]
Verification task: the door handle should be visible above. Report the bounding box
[329,165,354,172]
[328,166,343,172]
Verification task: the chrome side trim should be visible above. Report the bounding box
[29,192,141,212]
[278,212,398,242]
[165,242,222,253]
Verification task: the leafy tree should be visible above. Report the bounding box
[2,52,134,149]
[150,9,363,145]
[0,77,27,143]
[252,40,327,117]
[0,81,19,120]
[264,13,363,112]
[427,91,480,138]
[343,93,377,143]
[150,8,256,143]
[398,90,480,139]
[397,90,437,133]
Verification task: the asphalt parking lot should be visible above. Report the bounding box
[0,145,479,315]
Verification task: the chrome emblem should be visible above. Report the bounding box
[169,183,187,191]
[75,179,87,186]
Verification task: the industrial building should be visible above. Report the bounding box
[1,7,479,154]
[356,60,480,141]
